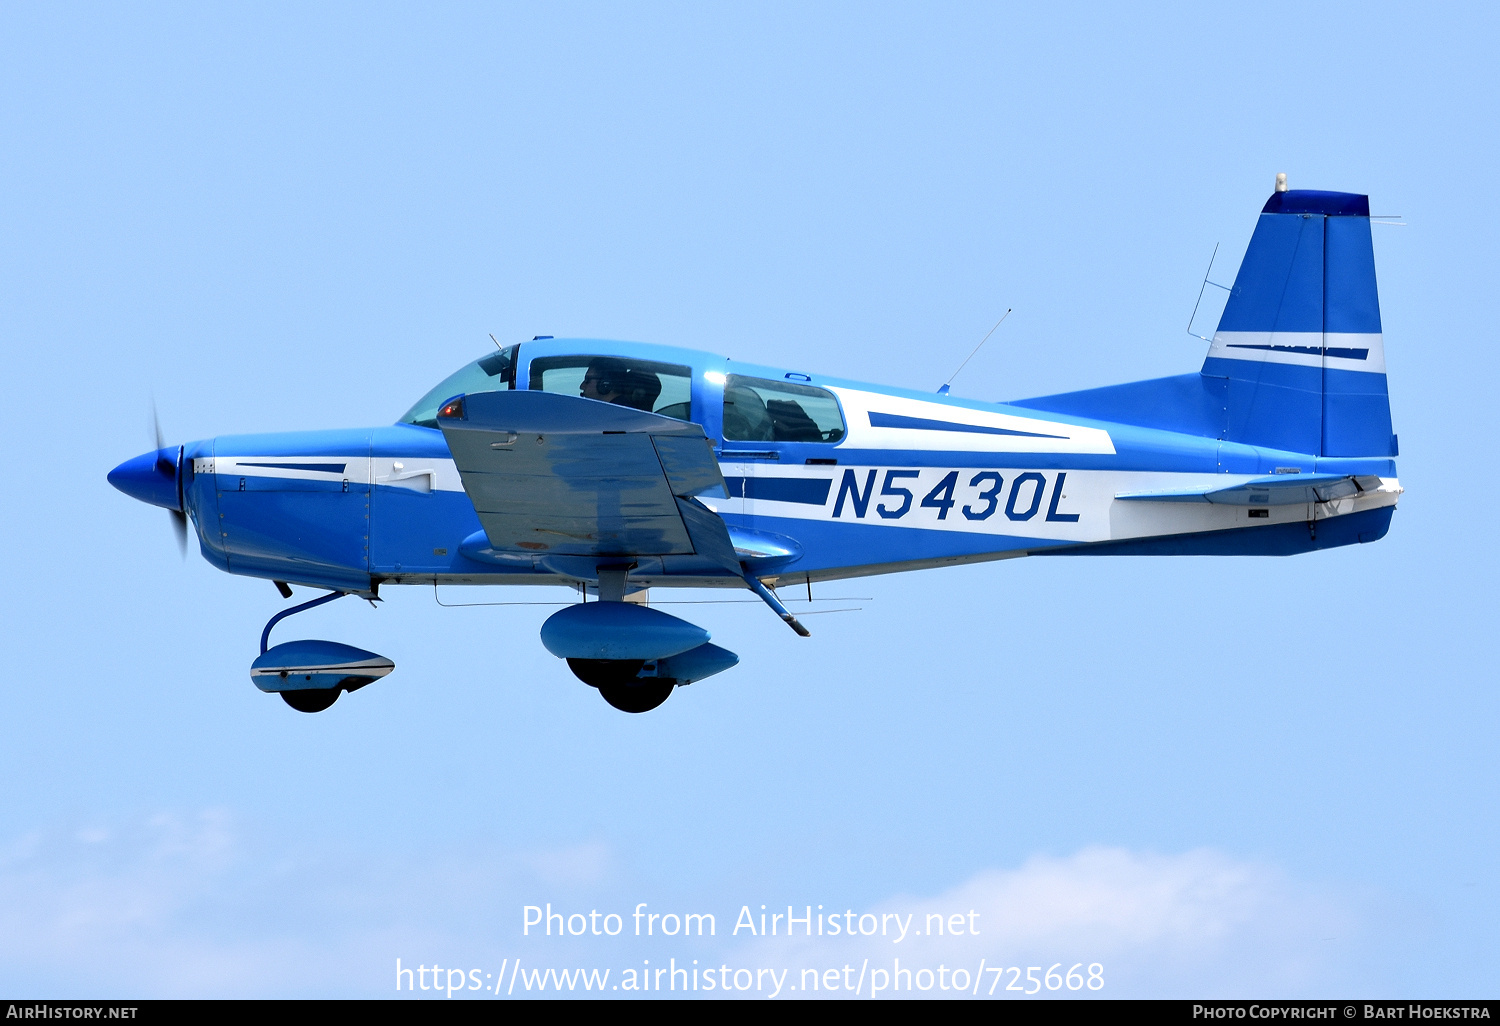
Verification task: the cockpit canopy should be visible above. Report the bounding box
[402,346,697,427]
[402,343,846,445]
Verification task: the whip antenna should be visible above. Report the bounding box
[939,308,1011,395]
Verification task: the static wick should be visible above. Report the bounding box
[940,308,1011,395]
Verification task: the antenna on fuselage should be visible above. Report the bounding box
[489,333,503,349]
[1186,243,1232,343]
[938,308,1011,396]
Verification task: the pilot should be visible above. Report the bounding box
[580,357,662,413]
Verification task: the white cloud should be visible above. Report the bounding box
[520,841,612,888]
[0,811,622,997]
[0,818,1373,998]
[742,847,1360,998]
[0,810,282,994]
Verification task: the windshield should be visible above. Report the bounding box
[400,346,517,428]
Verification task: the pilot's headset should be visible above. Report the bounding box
[589,358,633,397]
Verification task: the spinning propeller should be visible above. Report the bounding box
[152,404,188,557]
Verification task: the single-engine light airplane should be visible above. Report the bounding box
[110,180,1401,713]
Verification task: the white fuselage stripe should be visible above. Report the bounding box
[1207,332,1385,374]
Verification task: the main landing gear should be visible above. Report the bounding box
[566,659,678,713]
[540,567,742,714]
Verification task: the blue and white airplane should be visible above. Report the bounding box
[110,180,1400,713]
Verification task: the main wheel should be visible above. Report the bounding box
[597,679,675,713]
[567,658,646,688]
[281,688,340,713]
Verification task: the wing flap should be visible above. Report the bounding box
[675,496,741,572]
[653,435,729,499]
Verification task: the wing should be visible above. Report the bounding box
[1114,473,1382,506]
[438,390,737,564]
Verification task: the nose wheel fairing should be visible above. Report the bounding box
[250,592,396,713]
[250,639,394,694]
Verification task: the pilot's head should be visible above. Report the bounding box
[580,358,661,412]
[580,358,630,404]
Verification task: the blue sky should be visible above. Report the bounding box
[2,0,1496,998]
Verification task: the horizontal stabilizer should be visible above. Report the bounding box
[1115,474,1381,506]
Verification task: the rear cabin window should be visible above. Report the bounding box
[529,355,693,420]
[722,375,846,443]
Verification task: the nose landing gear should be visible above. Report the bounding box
[280,688,342,713]
[251,590,395,713]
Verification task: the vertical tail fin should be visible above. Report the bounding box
[1203,188,1396,457]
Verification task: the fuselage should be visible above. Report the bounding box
[126,337,1401,597]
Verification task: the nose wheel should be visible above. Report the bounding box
[280,688,341,713]
[598,679,675,713]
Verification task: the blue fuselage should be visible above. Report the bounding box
[117,337,1401,597]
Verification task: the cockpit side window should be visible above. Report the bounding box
[722,375,845,443]
[529,355,693,420]
[400,345,518,428]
